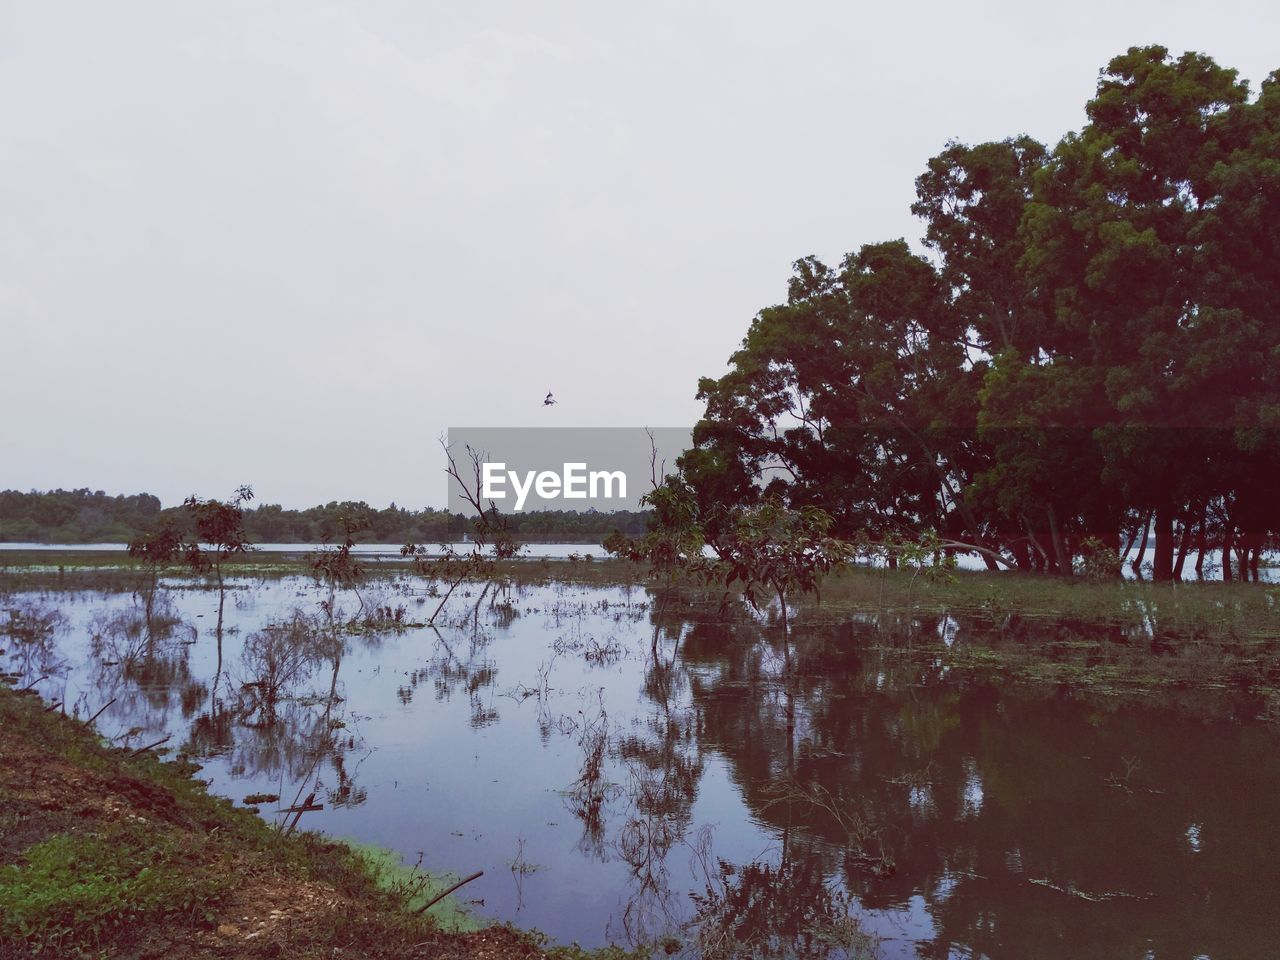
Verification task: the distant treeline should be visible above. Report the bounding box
[0,489,648,545]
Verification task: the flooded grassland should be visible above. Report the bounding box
[3,559,1280,959]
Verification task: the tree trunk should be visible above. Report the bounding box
[1021,517,1048,573]
[1047,504,1072,577]
[1193,510,1208,579]
[1172,518,1194,582]
[1152,508,1174,582]
[1039,529,1057,574]
[884,416,995,570]
[216,562,226,637]
[145,568,158,640]
[1121,514,1143,559]
[776,586,790,644]
[1131,509,1153,577]
[1222,525,1234,582]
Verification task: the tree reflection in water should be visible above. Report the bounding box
[74,578,379,818]
[690,853,877,960]
[397,612,500,731]
[227,602,371,812]
[611,618,705,945]
[2,600,71,703]
[564,692,619,860]
[86,595,199,739]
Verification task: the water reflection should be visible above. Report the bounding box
[87,596,200,736]
[2,600,71,701]
[689,852,877,959]
[6,576,1280,959]
[399,623,499,730]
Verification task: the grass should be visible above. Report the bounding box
[629,565,1280,714]
[623,563,1280,659]
[782,564,1280,641]
[0,829,228,948]
[342,842,482,934]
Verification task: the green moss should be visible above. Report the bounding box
[340,841,482,933]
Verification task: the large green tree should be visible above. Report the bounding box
[683,240,1004,565]
[684,45,1279,581]
[1018,45,1265,579]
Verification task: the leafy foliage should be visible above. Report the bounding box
[182,485,255,574]
[682,45,1280,582]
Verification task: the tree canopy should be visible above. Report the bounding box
[680,46,1280,581]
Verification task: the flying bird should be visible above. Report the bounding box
[544,391,557,406]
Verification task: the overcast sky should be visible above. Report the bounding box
[2,1,1277,508]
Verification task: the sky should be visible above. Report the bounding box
[2,0,1278,509]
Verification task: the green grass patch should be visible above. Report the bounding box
[0,826,230,951]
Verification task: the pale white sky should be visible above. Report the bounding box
[2,1,1277,508]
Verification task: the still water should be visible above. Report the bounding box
[4,573,1279,958]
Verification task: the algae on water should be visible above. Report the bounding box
[340,841,484,933]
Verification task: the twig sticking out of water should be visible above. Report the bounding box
[127,734,171,758]
[414,870,484,914]
[83,698,117,728]
[284,791,317,836]
[1028,877,1150,902]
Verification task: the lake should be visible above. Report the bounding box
[4,571,1278,958]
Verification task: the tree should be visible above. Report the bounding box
[126,520,185,638]
[1019,46,1252,579]
[607,479,854,643]
[402,440,519,626]
[912,136,1047,357]
[184,485,255,635]
[682,45,1280,581]
[714,499,855,640]
[682,240,1002,566]
[309,514,368,616]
